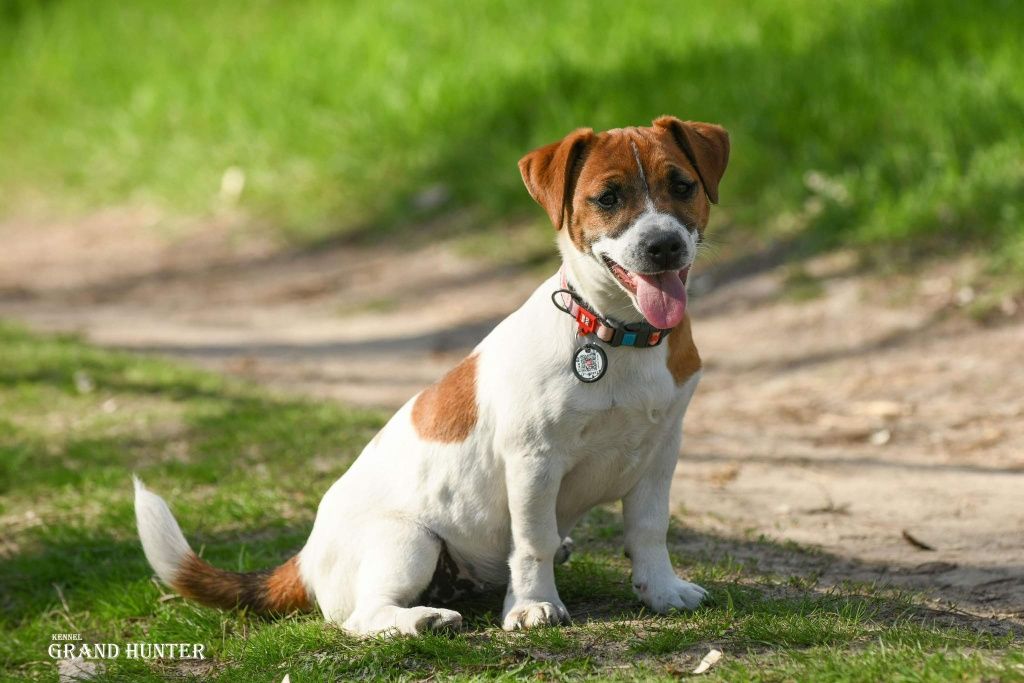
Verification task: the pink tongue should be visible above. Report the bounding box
[634,270,688,329]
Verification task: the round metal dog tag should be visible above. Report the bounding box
[572,343,607,383]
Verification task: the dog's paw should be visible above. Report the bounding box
[397,607,463,636]
[502,601,571,630]
[634,577,708,613]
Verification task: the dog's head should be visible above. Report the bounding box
[519,117,729,329]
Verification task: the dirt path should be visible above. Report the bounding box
[2,212,1021,628]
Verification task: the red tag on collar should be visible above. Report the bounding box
[576,306,597,334]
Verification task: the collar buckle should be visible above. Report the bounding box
[575,306,598,335]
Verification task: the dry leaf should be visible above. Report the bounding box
[869,428,891,446]
[692,649,723,675]
[852,400,907,418]
[58,657,103,682]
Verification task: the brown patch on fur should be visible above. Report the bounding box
[412,353,479,443]
[667,314,702,385]
[173,553,310,615]
[262,556,309,613]
[652,116,730,205]
[518,128,595,231]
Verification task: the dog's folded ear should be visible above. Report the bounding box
[653,116,730,204]
[518,128,595,230]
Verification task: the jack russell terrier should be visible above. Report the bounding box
[135,115,730,635]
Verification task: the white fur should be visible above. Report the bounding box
[299,233,704,633]
[133,476,192,586]
[135,219,706,637]
[592,211,697,278]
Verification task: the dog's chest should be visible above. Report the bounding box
[575,400,663,454]
[553,367,680,498]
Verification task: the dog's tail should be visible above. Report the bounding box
[133,476,312,615]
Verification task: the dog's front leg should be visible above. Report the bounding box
[622,428,708,613]
[501,451,570,631]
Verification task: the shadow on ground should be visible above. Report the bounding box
[3,512,1020,641]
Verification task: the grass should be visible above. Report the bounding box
[1,322,1022,681]
[1,0,1022,271]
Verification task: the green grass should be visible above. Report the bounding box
[1,0,1022,267]
[1,322,1022,681]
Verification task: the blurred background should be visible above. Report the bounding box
[1,0,1021,261]
[1,0,1022,635]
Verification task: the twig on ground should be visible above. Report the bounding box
[901,530,936,551]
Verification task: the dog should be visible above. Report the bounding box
[135,115,729,635]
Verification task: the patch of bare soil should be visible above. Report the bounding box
[1,211,1020,628]
[676,258,1023,628]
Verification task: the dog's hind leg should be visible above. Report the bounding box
[339,519,463,637]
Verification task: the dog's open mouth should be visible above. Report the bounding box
[601,255,690,329]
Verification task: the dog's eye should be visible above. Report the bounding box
[671,180,696,199]
[597,190,618,208]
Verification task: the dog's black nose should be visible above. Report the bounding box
[644,233,685,269]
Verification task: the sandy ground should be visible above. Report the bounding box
[1,211,1021,630]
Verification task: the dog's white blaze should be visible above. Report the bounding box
[629,139,654,212]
